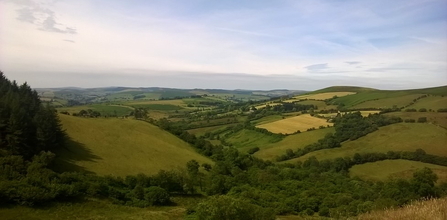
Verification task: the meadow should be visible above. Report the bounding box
[291,91,355,100]
[350,159,447,182]
[384,112,447,128]
[254,127,335,161]
[57,104,133,117]
[55,114,212,176]
[256,114,332,134]
[352,94,424,109]
[284,123,447,163]
[225,129,283,152]
[405,95,447,110]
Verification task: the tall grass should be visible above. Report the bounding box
[356,197,447,220]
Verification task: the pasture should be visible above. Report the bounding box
[254,127,335,161]
[384,112,447,128]
[405,95,447,110]
[57,104,133,117]
[0,198,189,220]
[256,114,332,134]
[351,94,424,109]
[55,114,212,176]
[292,92,355,101]
[225,129,283,152]
[284,123,447,163]
[350,159,447,182]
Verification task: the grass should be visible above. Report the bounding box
[0,198,189,220]
[294,100,338,110]
[352,94,424,109]
[57,104,133,117]
[311,86,377,93]
[252,115,288,125]
[405,95,447,110]
[350,159,447,182]
[187,124,235,136]
[284,123,447,163]
[225,129,283,152]
[356,197,447,220]
[55,114,212,176]
[254,127,335,161]
[256,114,332,134]
[130,104,183,110]
[384,112,447,128]
[292,92,356,100]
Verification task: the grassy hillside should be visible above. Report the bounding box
[357,197,447,220]
[310,86,376,94]
[405,95,447,110]
[284,123,447,163]
[254,127,335,161]
[352,94,424,109]
[350,159,447,182]
[55,114,212,176]
[384,112,447,128]
[225,129,283,152]
[57,104,133,117]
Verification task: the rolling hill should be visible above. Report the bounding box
[54,114,212,176]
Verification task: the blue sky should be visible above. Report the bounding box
[0,0,446,90]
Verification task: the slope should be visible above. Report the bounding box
[54,114,212,176]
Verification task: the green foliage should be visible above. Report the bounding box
[195,195,275,220]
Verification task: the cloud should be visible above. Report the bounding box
[304,63,329,71]
[345,61,361,65]
[13,0,77,34]
[63,39,75,43]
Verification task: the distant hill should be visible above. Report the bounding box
[310,86,377,94]
[54,114,212,176]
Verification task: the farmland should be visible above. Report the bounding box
[57,104,133,117]
[291,91,355,100]
[254,127,335,161]
[256,114,332,134]
[284,123,447,163]
[350,159,447,182]
[54,114,212,176]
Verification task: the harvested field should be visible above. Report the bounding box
[256,114,332,134]
[292,92,355,101]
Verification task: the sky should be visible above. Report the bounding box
[0,0,446,90]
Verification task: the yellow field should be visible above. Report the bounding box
[55,114,212,176]
[350,160,447,182]
[256,114,332,134]
[291,92,355,101]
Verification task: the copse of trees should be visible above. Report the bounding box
[0,72,65,159]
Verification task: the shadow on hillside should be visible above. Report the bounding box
[51,136,102,174]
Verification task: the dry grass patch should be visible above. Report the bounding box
[256,114,332,134]
[356,197,447,220]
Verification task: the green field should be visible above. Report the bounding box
[295,100,338,110]
[352,94,424,109]
[254,127,335,161]
[225,129,283,152]
[57,104,133,117]
[350,159,447,182]
[310,86,377,93]
[130,104,183,110]
[55,114,212,176]
[252,115,287,125]
[384,112,447,128]
[187,124,234,136]
[0,198,190,220]
[405,95,447,110]
[284,123,447,163]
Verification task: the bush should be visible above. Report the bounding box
[404,119,416,123]
[195,195,275,220]
[419,108,427,112]
[247,147,260,155]
[144,186,170,205]
[417,117,427,123]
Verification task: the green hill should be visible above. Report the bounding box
[54,114,212,176]
[283,123,447,163]
[310,86,376,94]
[350,159,447,182]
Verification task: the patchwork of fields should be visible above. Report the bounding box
[256,114,332,134]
